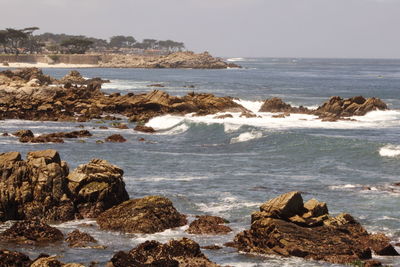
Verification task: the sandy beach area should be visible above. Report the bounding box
[2,62,98,68]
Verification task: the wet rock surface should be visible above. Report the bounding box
[232,191,399,265]
[134,125,156,133]
[105,134,127,143]
[0,220,64,244]
[0,149,129,222]
[96,196,187,234]
[186,215,232,235]
[109,238,219,267]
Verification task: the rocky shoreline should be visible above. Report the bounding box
[0,68,389,126]
[0,150,398,266]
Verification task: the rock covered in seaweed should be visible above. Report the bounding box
[65,229,97,248]
[96,196,187,234]
[0,249,32,267]
[232,191,399,265]
[109,238,219,267]
[0,149,129,222]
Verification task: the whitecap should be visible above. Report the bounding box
[230,131,263,144]
[226,57,245,62]
[379,145,400,158]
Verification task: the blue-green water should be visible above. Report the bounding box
[0,58,399,266]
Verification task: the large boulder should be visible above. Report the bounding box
[109,238,219,267]
[67,158,129,218]
[65,229,97,248]
[232,192,399,265]
[0,149,129,222]
[259,97,310,114]
[96,196,187,234]
[59,70,86,85]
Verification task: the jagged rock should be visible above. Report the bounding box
[232,191,399,265]
[0,249,32,267]
[108,238,219,267]
[259,98,310,114]
[31,255,86,267]
[134,125,156,133]
[315,96,388,118]
[186,215,232,235]
[59,70,86,85]
[1,68,53,85]
[67,158,129,218]
[111,122,129,129]
[105,134,126,143]
[0,149,129,222]
[0,220,64,244]
[214,114,233,119]
[96,196,187,234]
[19,130,92,143]
[65,229,97,247]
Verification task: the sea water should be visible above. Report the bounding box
[0,58,399,266]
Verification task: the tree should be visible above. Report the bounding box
[109,35,136,48]
[21,27,43,53]
[60,37,93,54]
[4,28,28,55]
[142,39,158,49]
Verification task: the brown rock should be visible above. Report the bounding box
[232,192,399,265]
[59,70,86,85]
[134,125,156,133]
[0,250,31,267]
[0,220,63,244]
[65,229,97,247]
[109,238,219,267]
[186,215,232,235]
[0,149,129,222]
[214,114,233,119]
[12,129,34,138]
[96,196,187,234]
[105,134,126,143]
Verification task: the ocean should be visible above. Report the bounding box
[0,58,399,266]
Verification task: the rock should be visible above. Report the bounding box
[0,220,64,244]
[67,158,129,218]
[366,233,400,256]
[96,196,187,234]
[31,256,86,267]
[315,96,388,118]
[259,97,294,113]
[105,134,126,143]
[214,114,233,119]
[232,192,398,265]
[147,83,165,87]
[0,249,31,267]
[108,238,219,267]
[12,129,34,138]
[59,70,86,85]
[134,125,156,133]
[186,215,232,235]
[65,229,97,247]
[0,149,129,222]
[201,245,222,250]
[111,122,129,129]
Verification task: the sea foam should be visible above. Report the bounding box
[230,131,263,144]
[379,145,400,158]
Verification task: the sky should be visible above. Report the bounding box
[1,0,400,58]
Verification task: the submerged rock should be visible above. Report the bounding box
[96,196,187,234]
[232,191,399,265]
[0,220,64,244]
[0,149,129,222]
[109,238,219,267]
[134,125,156,133]
[186,215,232,235]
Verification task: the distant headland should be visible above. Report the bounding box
[0,27,239,69]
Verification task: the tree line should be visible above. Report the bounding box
[0,27,185,54]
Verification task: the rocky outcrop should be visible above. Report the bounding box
[99,51,239,69]
[0,149,129,222]
[109,238,219,267]
[186,215,232,235]
[59,70,86,85]
[0,68,54,85]
[0,220,64,244]
[0,250,32,267]
[96,196,187,234]
[18,130,92,143]
[65,229,97,247]
[30,255,85,267]
[259,96,388,120]
[232,191,399,265]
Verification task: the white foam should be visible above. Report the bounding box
[196,194,260,215]
[133,176,207,182]
[329,184,362,190]
[101,79,152,91]
[224,123,242,133]
[379,145,400,158]
[230,131,263,144]
[226,57,245,62]
[233,99,264,113]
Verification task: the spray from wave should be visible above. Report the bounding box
[379,145,400,158]
[230,131,263,144]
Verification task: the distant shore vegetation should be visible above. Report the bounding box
[0,27,186,55]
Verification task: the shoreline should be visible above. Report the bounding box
[2,62,98,69]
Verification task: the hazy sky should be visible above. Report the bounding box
[1,0,400,58]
